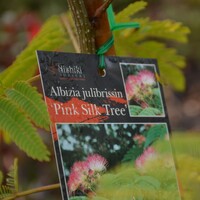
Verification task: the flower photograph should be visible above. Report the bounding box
[120,63,165,117]
[56,123,180,200]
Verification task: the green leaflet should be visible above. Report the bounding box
[129,105,143,115]
[0,98,50,161]
[144,124,167,148]
[116,40,186,91]
[5,159,18,193]
[6,81,50,131]
[115,1,148,22]
[133,176,161,189]
[121,18,190,43]
[95,164,180,200]
[0,15,69,93]
[139,107,162,116]
[0,159,18,199]
[115,1,190,91]
[70,197,88,200]
[129,105,162,116]
[0,186,12,199]
[122,146,144,162]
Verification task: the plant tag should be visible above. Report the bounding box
[37,51,181,200]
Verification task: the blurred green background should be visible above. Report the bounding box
[0,0,200,199]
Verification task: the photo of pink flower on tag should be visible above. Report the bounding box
[56,123,180,200]
[120,63,165,117]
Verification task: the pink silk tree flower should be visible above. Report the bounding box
[68,170,81,193]
[68,161,89,193]
[137,70,156,86]
[135,147,157,169]
[87,154,108,172]
[125,75,141,100]
[68,154,108,194]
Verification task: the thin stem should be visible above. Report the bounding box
[94,0,114,18]
[27,74,40,83]
[4,183,60,200]
[67,0,95,53]
[60,14,80,53]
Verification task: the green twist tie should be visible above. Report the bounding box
[96,35,114,69]
[96,4,140,71]
[107,5,140,31]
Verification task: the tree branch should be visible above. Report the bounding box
[3,183,60,200]
[27,74,40,83]
[84,0,115,55]
[94,0,114,18]
[66,0,96,53]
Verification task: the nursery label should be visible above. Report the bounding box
[37,51,181,200]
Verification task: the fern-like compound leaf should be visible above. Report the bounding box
[139,107,162,116]
[6,159,18,193]
[129,105,143,116]
[6,81,50,131]
[0,98,50,161]
[0,159,18,200]
[144,124,167,148]
[115,1,190,91]
[0,185,13,199]
[122,146,144,162]
[116,1,148,22]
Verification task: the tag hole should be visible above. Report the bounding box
[98,68,106,77]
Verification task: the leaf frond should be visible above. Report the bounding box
[116,1,148,22]
[6,159,18,193]
[144,124,167,148]
[6,81,50,131]
[0,185,13,199]
[0,159,19,200]
[115,1,190,91]
[0,98,50,161]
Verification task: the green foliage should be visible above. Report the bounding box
[115,1,190,91]
[138,107,162,116]
[6,81,50,131]
[0,15,69,94]
[0,14,73,159]
[0,1,190,162]
[122,146,143,162]
[144,124,167,148]
[0,159,18,199]
[70,197,88,200]
[94,163,180,200]
[122,124,167,163]
[6,159,18,193]
[0,186,13,199]
[116,1,148,21]
[129,105,143,115]
[172,133,200,200]
[0,96,50,161]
